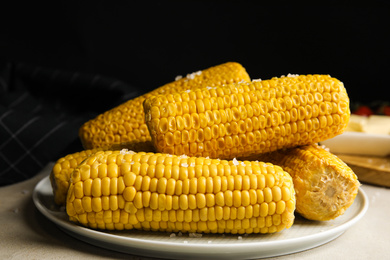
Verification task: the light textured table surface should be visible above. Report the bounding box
[1,163,389,260]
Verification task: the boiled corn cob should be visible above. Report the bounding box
[50,141,156,206]
[79,62,250,149]
[248,144,360,221]
[66,150,296,234]
[144,74,350,159]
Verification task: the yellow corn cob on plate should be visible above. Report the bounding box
[144,74,350,159]
[246,143,360,221]
[65,150,296,234]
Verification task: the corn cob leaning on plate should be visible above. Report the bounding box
[50,141,156,206]
[244,143,360,221]
[143,74,350,159]
[79,62,250,150]
[66,150,296,234]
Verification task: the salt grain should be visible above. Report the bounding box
[120,149,135,155]
[186,71,202,80]
[233,158,239,166]
[175,75,183,81]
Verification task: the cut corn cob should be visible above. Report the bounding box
[248,144,360,221]
[50,141,156,206]
[66,150,296,234]
[144,74,350,159]
[79,62,250,149]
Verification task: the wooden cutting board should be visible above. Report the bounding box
[337,154,390,187]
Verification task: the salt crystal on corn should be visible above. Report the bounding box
[233,158,239,166]
[186,71,202,80]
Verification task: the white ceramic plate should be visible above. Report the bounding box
[33,175,368,260]
[320,131,390,156]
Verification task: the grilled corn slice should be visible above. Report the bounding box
[144,74,350,159]
[66,150,296,234]
[249,144,360,221]
[79,62,250,149]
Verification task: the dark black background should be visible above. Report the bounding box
[2,1,390,105]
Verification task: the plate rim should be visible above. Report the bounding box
[33,175,368,259]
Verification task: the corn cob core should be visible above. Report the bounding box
[144,74,350,160]
[252,144,360,221]
[66,150,295,234]
[79,62,250,149]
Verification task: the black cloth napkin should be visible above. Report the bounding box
[0,61,141,186]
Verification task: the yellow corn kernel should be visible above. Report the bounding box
[144,74,350,159]
[79,62,250,150]
[66,150,295,234]
[250,143,360,221]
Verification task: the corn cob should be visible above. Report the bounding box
[248,144,360,221]
[50,141,156,206]
[66,150,296,234]
[79,62,250,150]
[144,74,350,159]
